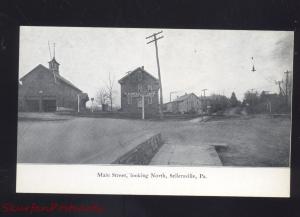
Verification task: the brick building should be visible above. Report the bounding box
[118,66,160,117]
[18,57,89,112]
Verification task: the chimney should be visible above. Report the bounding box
[141,66,144,70]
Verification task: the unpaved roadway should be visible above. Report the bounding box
[18,111,291,166]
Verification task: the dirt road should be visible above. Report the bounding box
[222,107,248,116]
[17,117,157,163]
[18,113,291,166]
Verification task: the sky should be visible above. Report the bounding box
[19,26,294,106]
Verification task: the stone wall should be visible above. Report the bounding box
[113,133,163,165]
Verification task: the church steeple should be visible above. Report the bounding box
[48,43,60,74]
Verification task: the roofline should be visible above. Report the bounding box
[118,66,159,83]
[20,64,82,92]
[56,75,82,92]
[191,93,200,99]
[164,100,182,104]
[20,64,45,81]
[173,93,200,102]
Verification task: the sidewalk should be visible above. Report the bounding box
[18,112,72,121]
[150,142,223,166]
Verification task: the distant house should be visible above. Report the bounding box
[164,101,175,113]
[18,57,89,112]
[164,93,201,114]
[118,66,160,117]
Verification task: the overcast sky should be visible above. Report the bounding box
[19,26,294,106]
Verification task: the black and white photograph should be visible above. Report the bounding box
[17,26,293,166]
[16,26,293,196]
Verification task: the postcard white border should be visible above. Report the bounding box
[16,164,290,197]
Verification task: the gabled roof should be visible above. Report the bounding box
[20,64,82,92]
[20,64,45,81]
[174,93,199,102]
[118,66,159,84]
[55,73,82,92]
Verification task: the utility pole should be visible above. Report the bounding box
[202,89,208,114]
[91,97,94,112]
[146,31,164,119]
[202,89,207,98]
[263,91,271,114]
[142,95,145,120]
[284,70,290,106]
[250,88,255,107]
[275,80,284,96]
[267,101,272,113]
[77,94,80,113]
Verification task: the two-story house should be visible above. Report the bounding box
[118,66,160,117]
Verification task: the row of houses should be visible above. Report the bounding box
[18,54,207,116]
[118,67,209,116]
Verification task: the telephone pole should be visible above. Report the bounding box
[250,89,255,107]
[202,89,208,98]
[202,89,208,113]
[275,80,284,96]
[284,70,290,106]
[263,91,271,113]
[146,31,164,119]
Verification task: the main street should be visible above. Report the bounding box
[17,111,291,166]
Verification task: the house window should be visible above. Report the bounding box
[138,84,142,93]
[148,96,152,104]
[147,85,152,92]
[127,95,132,104]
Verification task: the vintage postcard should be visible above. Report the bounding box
[16,26,293,197]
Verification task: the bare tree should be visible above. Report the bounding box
[95,88,108,106]
[106,72,115,111]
